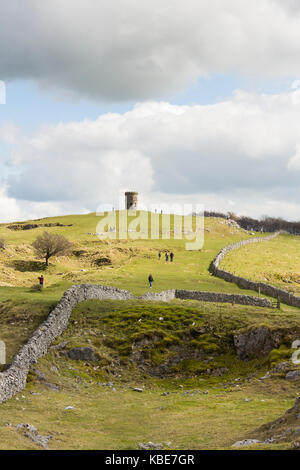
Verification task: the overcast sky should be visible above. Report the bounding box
[1,0,300,221]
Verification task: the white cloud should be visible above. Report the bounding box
[0,186,22,222]
[0,185,92,223]
[0,122,19,145]
[2,0,300,100]
[3,88,300,220]
[287,143,300,170]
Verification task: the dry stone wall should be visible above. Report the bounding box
[139,289,271,307]
[210,231,300,308]
[175,290,271,307]
[0,285,132,403]
[2,230,297,403]
[0,282,272,403]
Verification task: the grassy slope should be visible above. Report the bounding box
[0,213,300,450]
[0,212,256,298]
[1,373,296,450]
[221,233,300,295]
[1,299,299,450]
[0,211,271,363]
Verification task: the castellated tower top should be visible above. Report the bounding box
[125,192,138,210]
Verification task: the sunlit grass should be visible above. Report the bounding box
[222,233,300,294]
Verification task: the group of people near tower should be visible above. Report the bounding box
[158,250,174,262]
[148,250,175,288]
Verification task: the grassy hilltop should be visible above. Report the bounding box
[0,211,300,450]
[0,211,253,299]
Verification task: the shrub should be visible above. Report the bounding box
[268,345,292,368]
[151,350,167,365]
[157,335,181,348]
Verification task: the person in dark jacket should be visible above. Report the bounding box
[170,252,174,262]
[38,275,44,289]
[165,252,169,262]
[148,274,154,288]
[158,251,161,260]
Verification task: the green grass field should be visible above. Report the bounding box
[0,212,300,450]
[1,299,299,450]
[221,233,300,295]
[0,211,260,299]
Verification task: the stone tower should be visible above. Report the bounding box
[125,191,138,210]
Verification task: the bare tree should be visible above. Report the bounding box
[32,231,72,266]
[227,211,238,221]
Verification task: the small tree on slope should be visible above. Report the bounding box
[32,231,72,266]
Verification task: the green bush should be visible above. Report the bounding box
[157,335,181,348]
[268,345,292,368]
[190,339,220,353]
[151,350,167,365]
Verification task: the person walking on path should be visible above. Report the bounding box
[148,274,154,288]
[38,275,44,289]
[170,251,174,262]
[165,252,169,262]
[158,251,161,260]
